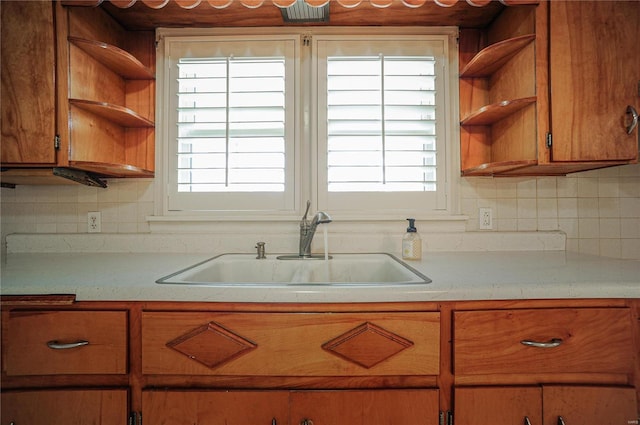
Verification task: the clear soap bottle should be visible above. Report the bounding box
[402,218,422,260]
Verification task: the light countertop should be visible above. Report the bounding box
[1,251,638,303]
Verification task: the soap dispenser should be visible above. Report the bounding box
[402,218,422,260]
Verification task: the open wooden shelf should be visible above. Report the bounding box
[69,99,154,128]
[70,161,154,177]
[461,160,538,176]
[460,34,536,78]
[69,36,154,80]
[459,6,541,177]
[461,96,536,126]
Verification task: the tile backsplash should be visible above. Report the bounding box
[2,164,639,259]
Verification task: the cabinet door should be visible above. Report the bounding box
[143,390,289,425]
[1,0,57,165]
[290,389,440,425]
[1,389,128,425]
[455,387,542,425]
[543,386,638,425]
[550,1,640,162]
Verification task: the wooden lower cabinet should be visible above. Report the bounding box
[1,388,128,425]
[143,390,289,424]
[143,389,440,425]
[455,386,638,425]
[290,389,440,425]
[2,298,638,424]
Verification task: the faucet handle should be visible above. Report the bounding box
[302,200,311,221]
[300,201,311,232]
[301,200,312,226]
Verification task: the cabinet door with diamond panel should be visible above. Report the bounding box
[142,311,440,376]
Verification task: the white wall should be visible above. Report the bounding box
[2,163,639,259]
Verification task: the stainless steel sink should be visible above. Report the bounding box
[156,253,431,286]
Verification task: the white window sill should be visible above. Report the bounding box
[146,214,470,234]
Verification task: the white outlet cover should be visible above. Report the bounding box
[88,211,101,233]
[479,207,492,230]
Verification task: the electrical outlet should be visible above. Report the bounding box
[479,207,493,230]
[88,211,101,233]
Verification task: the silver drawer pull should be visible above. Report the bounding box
[626,105,638,134]
[47,340,89,350]
[520,338,563,348]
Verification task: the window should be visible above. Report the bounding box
[157,29,456,219]
[315,36,449,215]
[176,56,287,193]
[163,36,298,213]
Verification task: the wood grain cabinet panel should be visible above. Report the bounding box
[543,386,638,425]
[453,308,634,375]
[143,390,289,425]
[0,0,57,166]
[5,310,128,376]
[549,0,640,162]
[143,389,440,425]
[290,389,440,425]
[455,385,637,425]
[142,311,440,376]
[455,386,542,425]
[1,389,128,425]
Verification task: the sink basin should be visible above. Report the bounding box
[157,253,431,286]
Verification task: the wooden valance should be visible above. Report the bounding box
[65,0,536,10]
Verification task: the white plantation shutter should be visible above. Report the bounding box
[326,56,437,192]
[316,37,448,214]
[176,57,286,192]
[165,37,297,212]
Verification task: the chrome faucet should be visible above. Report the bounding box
[298,202,332,257]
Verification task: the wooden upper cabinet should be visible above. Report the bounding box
[549,1,640,162]
[0,2,155,186]
[0,0,57,166]
[460,1,639,176]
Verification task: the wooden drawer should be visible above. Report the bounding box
[5,310,128,376]
[453,308,633,375]
[142,311,440,376]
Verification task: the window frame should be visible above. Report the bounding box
[154,27,460,222]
